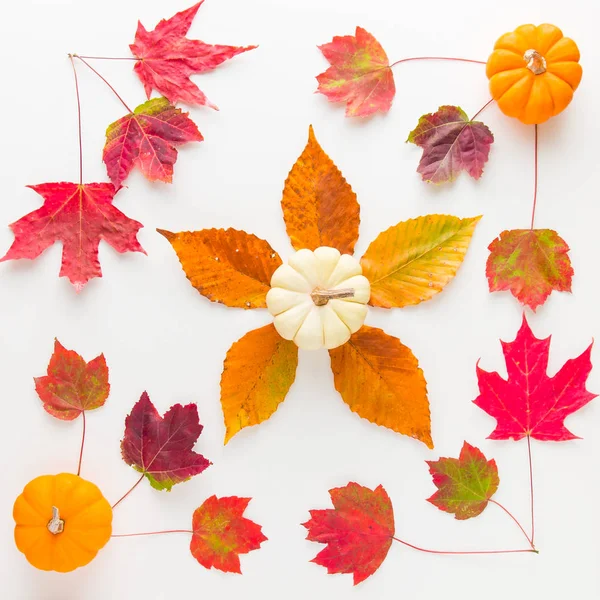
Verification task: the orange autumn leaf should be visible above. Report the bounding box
[158,228,282,309]
[329,326,431,448]
[221,323,298,443]
[361,215,481,308]
[282,126,360,255]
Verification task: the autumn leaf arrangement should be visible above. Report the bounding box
[1,1,256,290]
[298,23,596,586]
[14,339,266,573]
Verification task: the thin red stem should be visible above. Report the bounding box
[76,411,86,476]
[527,435,535,545]
[112,529,193,538]
[471,98,495,121]
[530,125,539,229]
[75,55,139,61]
[389,56,487,68]
[73,55,133,113]
[392,537,537,555]
[489,499,534,548]
[68,55,83,185]
[112,475,144,509]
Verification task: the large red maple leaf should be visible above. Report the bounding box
[303,482,394,585]
[1,182,145,290]
[129,1,256,108]
[474,315,596,441]
[121,391,211,491]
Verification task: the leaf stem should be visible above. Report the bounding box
[489,499,534,548]
[74,55,139,61]
[530,125,539,229]
[392,536,537,555]
[112,474,144,509]
[112,529,193,538]
[527,434,535,545]
[471,98,495,121]
[389,56,487,68]
[68,55,84,185]
[73,55,133,113]
[76,411,86,477]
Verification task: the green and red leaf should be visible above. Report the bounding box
[121,391,211,490]
[486,229,573,310]
[303,482,394,585]
[427,442,499,520]
[407,105,494,184]
[34,339,109,421]
[190,495,267,573]
[104,97,202,187]
[317,27,395,117]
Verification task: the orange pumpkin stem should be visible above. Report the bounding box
[47,506,64,535]
[523,49,546,75]
[311,288,355,306]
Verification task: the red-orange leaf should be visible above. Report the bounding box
[303,482,394,585]
[130,1,256,107]
[34,339,109,421]
[104,97,202,187]
[282,126,360,255]
[190,495,267,573]
[0,183,145,290]
[317,27,395,117]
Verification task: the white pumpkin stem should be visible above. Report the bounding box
[47,506,65,535]
[311,288,355,306]
[524,49,546,75]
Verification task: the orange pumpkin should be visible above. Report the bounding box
[13,473,112,572]
[486,24,582,124]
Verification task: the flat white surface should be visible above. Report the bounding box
[1,0,598,598]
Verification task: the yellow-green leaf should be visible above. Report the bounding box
[361,214,481,308]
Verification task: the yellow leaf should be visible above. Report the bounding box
[329,326,432,448]
[361,215,481,308]
[221,324,298,443]
[282,126,360,255]
[158,228,281,309]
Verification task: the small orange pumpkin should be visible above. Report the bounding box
[486,24,582,124]
[13,473,112,572]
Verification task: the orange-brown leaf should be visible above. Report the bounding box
[329,326,431,447]
[221,324,298,443]
[158,228,281,309]
[282,126,360,255]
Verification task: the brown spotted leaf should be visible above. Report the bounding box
[158,228,281,308]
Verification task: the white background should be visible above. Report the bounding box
[1,0,598,598]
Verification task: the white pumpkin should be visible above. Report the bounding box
[266,247,370,350]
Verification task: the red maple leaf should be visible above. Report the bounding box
[104,97,203,187]
[0,183,145,291]
[34,339,109,421]
[303,482,394,585]
[190,496,267,573]
[317,26,395,117]
[427,442,499,520]
[129,1,256,108]
[474,315,596,441]
[121,391,211,491]
[407,105,494,184]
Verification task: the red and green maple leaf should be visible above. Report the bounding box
[317,26,395,117]
[303,482,394,585]
[427,442,499,520]
[129,1,256,108]
[34,339,109,421]
[104,97,203,187]
[475,315,596,441]
[190,495,267,573]
[407,105,494,184]
[121,391,211,490]
[0,183,145,290]
[486,229,573,310]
